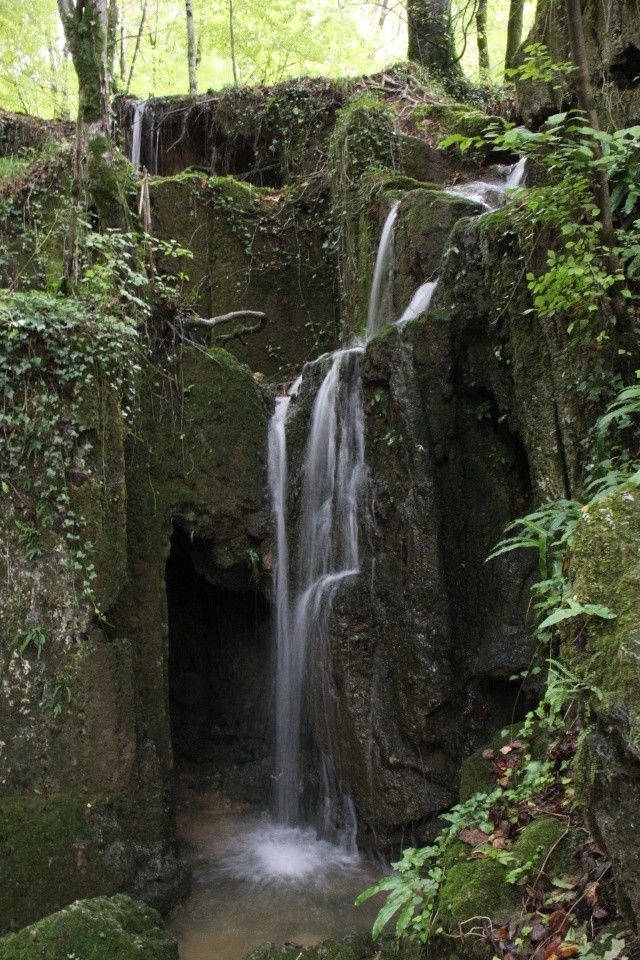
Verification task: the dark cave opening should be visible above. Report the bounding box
[166,526,273,801]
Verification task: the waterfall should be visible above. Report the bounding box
[445,156,527,209]
[130,100,147,171]
[270,348,365,844]
[397,280,439,326]
[366,201,399,340]
[267,156,527,848]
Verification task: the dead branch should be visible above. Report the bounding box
[184,310,268,347]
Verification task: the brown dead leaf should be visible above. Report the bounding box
[585,881,601,905]
[592,908,608,919]
[539,935,562,960]
[482,748,495,760]
[499,776,511,788]
[496,924,509,940]
[500,745,513,755]
[547,911,571,936]
[492,836,507,850]
[529,920,548,944]
[557,946,579,959]
[459,827,491,847]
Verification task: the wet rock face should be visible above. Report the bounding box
[517,0,640,128]
[0,343,270,931]
[565,490,640,925]
[284,324,535,850]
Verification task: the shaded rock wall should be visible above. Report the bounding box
[564,488,640,925]
[517,0,640,128]
[0,340,271,932]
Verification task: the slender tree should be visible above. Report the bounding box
[564,0,627,324]
[476,0,490,78]
[56,0,129,237]
[125,0,148,94]
[185,0,197,95]
[407,0,461,76]
[229,0,238,86]
[504,0,525,74]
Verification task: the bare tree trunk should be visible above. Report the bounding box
[476,0,490,77]
[185,0,198,95]
[229,0,239,86]
[407,0,462,76]
[378,0,391,29]
[126,0,148,94]
[57,0,130,235]
[564,0,627,324]
[504,0,524,74]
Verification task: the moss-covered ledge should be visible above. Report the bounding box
[0,895,178,960]
[563,487,640,925]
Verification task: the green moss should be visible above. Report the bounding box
[511,816,570,877]
[458,727,520,802]
[423,103,506,148]
[0,796,121,932]
[247,943,357,960]
[0,895,177,959]
[565,489,640,747]
[439,858,518,929]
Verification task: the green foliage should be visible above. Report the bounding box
[0,291,140,616]
[357,666,580,942]
[441,109,640,370]
[505,42,574,84]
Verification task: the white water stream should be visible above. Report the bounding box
[130,100,147,172]
[367,157,527,332]
[169,155,527,960]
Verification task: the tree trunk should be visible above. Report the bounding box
[564,0,628,324]
[476,0,490,78]
[57,0,129,235]
[504,0,525,74]
[185,0,198,95]
[229,0,238,86]
[407,0,461,76]
[126,0,148,94]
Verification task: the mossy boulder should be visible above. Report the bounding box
[439,858,519,930]
[0,895,178,959]
[511,816,570,878]
[150,173,338,375]
[458,727,520,802]
[0,797,124,932]
[564,487,640,923]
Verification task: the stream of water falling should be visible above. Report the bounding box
[130,100,146,172]
[168,157,528,959]
[274,347,365,841]
[168,355,377,960]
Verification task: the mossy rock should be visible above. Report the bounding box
[565,488,640,744]
[0,895,177,959]
[423,104,508,160]
[439,857,519,930]
[247,942,356,960]
[511,816,571,879]
[458,726,520,802]
[0,796,122,933]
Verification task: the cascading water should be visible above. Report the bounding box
[366,200,399,340]
[130,100,147,171]
[168,360,379,960]
[273,347,365,843]
[169,153,530,960]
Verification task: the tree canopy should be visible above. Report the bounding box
[0,0,535,119]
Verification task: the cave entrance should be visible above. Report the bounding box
[165,525,272,802]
